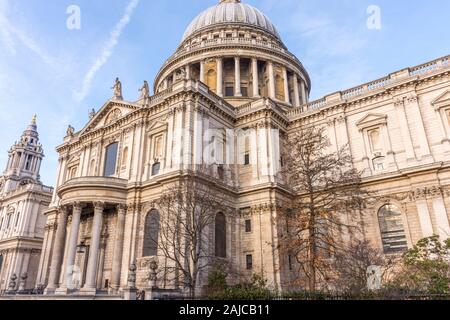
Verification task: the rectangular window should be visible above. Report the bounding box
[244,136,250,165]
[288,255,293,271]
[246,254,253,270]
[15,212,20,227]
[104,143,119,177]
[241,86,248,97]
[373,157,385,172]
[245,219,252,233]
[225,86,234,97]
[244,153,250,166]
[152,162,161,176]
[68,166,78,179]
[6,215,11,229]
[25,155,33,171]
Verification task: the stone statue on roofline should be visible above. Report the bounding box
[139,80,150,104]
[66,125,75,137]
[89,108,96,119]
[112,77,123,100]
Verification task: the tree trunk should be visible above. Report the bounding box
[308,192,317,293]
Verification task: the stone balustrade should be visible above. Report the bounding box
[290,54,450,118]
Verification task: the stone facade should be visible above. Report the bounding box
[35,0,450,295]
[0,117,53,291]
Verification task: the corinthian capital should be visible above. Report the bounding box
[93,201,105,211]
[393,97,404,107]
[58,205,69,215]
[73,201,84,211]
[117,203,127,213]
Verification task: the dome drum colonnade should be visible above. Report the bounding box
[154,0,310,108]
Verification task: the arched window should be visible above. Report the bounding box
[378,204,408,254]
[104,143,119,177]
[215,213,226,258]
[143,210,160,257]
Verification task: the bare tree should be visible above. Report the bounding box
[280,126,368,292]
[331,240,396,295]
[155,176,232,298]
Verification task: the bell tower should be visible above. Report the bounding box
[1,115,45,195]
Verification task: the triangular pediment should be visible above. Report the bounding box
[79,99,140,136]
[356,113,388,129]
[432,90,450,108]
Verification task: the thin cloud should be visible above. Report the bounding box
[0,0,56,68]
[75,0,141,102]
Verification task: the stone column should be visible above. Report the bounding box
[185,64,191,80]
[407,95,432,160]
[300,80,307,104]
[44,206,69,294]
[18,152,26,170]
[81,201,104,295]
[432,196,450,240]
[394,98,416,161]
[268,61,276,99]
[283,67,290,104]
[216,58,223,97]
[57,202,83,294]
[6,155,11,170]
[381,125,398,170]
[96,243,106,290]
[252,58,260,98]
[235,57,242,97]
[415,199,434,238]
[111,204,126,292]
[200,60,205,83]
[293,75,300,108]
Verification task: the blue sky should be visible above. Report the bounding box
[1,0,449,186]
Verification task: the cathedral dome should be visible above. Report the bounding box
[182,0,281,41]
